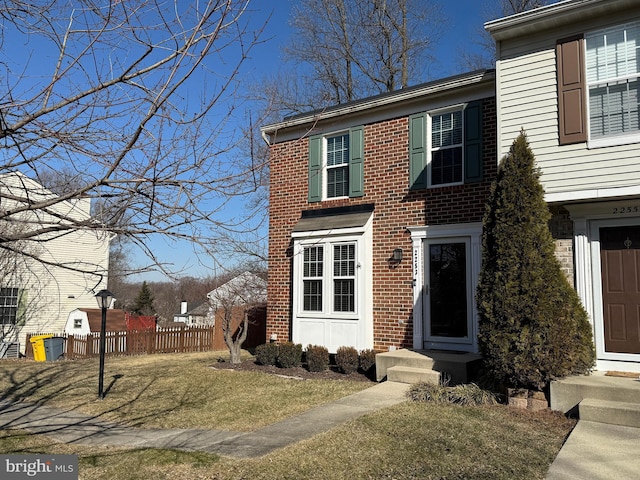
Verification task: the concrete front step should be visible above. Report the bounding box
[579,398,640,428]
[376,349,482,384]
[550,374,640,415]
[387,366,440,385]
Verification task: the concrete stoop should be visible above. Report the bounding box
[376,349,482,385]
[550,374,640,428]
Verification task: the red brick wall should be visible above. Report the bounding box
[267,97,497,351]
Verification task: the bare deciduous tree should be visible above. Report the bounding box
[0,0,268,278]
[266,0,444,116]
[458,0,555,71]
[209,271,266,363]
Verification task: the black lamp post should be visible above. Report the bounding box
[95,289,113,400]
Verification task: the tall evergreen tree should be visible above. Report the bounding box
[132,281,155,316]
[476,131,594,391]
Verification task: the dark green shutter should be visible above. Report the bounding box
[308,134,322,202]
[349,126,364,197]
[409,113,427,189]
[464,100,483,183]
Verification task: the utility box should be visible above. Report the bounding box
[30,335,54,362]
[44,337,65,361]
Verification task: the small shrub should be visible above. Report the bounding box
[277,342,302,368]
[335,346,359,374]
[407,381,498,406]
[407,382,449,404]
[306,344,329,372]
[255,343,278,366]
[358,349,376,374]
[447,383,498,406]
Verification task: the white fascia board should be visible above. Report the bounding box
[545,185,640,204]
[486,0,634,41]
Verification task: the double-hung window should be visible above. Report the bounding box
[586,22,640,140]
[409,100,483,189]
[308,126,364,202]
[0,287,20,325]
[430,109,464,186]
[326,133,350,198]
[301,242,357,314]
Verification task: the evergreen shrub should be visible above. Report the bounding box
[335,346,359,374]
[358,349,376,374]
[306,344,330,372]
[255,343,278,366]
[476,131,595,391]
[277,342,302,368]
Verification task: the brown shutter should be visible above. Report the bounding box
[557,35,587,145]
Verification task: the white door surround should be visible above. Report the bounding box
[567,201,640,373]
[409,223,482,353]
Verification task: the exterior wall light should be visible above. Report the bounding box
[392,248,403,262]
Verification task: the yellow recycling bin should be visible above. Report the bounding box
[30,334,54,362]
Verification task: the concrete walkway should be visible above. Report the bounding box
[545,420,640,480]
[0,381,409,458]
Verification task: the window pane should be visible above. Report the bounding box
[327,134,349,166]
[587,22,640,138]
[431,147,463,185]
[303,280,323,311]
[303,247,323,311]
[0,287,19,325]
[334,279,355,312]
[327,165,349,198]
[333,244,355,313]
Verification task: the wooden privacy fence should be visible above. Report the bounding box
[26,326,216,360]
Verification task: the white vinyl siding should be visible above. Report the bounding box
[496,17,640,198]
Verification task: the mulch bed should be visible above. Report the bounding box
[211,357,376,383]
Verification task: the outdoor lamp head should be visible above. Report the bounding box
[95,289,113,309]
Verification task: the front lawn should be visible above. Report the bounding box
[0,352,574,479]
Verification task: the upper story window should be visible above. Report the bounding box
[586,22,640,140]
[308,126,364,202]
[430,109,464,186]
[326,133,350,198]
[409,100,483,189]
[0,287,20,325]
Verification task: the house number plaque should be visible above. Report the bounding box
[612,206,639,214]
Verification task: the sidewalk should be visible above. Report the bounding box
[545,420,640,480]
[0,381,409,458]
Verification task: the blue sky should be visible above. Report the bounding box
[137,0,491,281]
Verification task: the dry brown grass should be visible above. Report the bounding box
[0,352,369,431]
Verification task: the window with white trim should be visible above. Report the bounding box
[326,133,350,198]
[429,109,463,186]
[0,287,20,325]
[586,22,640,139]
[300,242,357,314]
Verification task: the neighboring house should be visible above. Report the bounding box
[486,0,640,373]
[207,272,267,350]
[64,309,156,336]
[173,301,211,326]
[0,172,111,356]
[261,72,496,353]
